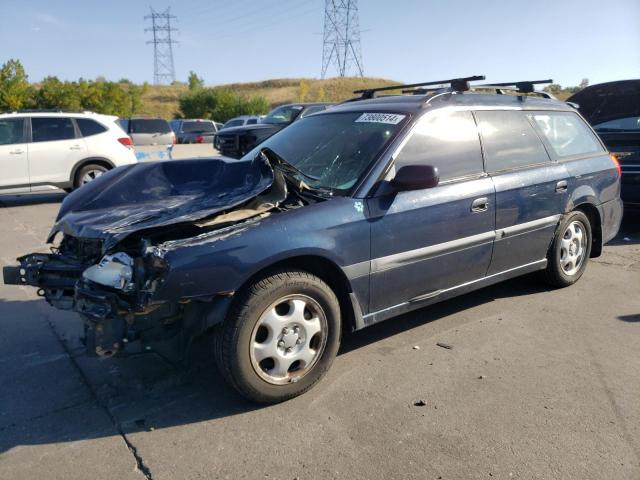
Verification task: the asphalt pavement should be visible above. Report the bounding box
[0,190,639,480]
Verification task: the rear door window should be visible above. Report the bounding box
[475,110,550,172]
[246,118,258,125]
[529,111,604,159]
[395,110,484,181]
[130,119,171,134]
[76,118,107,137]
[0,118,25,145]
[31,117,76,143]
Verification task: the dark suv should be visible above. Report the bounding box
[216,103,332,158]
[3,76,622,404]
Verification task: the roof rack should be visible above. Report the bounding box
[353,75,486,99]
[476,79,553,94]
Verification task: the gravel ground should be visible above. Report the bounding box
[0,191,638,480]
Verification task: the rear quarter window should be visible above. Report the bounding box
[76,118,107,137]
[475,110,550,172]
[529,111,604,159]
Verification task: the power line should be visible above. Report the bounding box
[321,0,364,78]
[145,7,178,85]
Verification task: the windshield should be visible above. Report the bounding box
[244,111,407,193]
[262,105,304,125]
[594,116,640,132]
[182,121,215,133]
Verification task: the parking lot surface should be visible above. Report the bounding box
[0,192,639,480]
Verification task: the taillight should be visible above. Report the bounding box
[610,153,622,177]
[195,135,204,144]
[118,137,133,148]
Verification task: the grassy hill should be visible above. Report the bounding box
[138,77,400,118]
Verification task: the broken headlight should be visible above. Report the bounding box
[82,252,135,292]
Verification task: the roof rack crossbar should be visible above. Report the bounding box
[354,75,486,99]
[478,79,553,93]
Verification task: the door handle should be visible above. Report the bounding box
[9,149,24,154]
[555,180,568,193]
[69,145,82,150]
[471,197,489,212]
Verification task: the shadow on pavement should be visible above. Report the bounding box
[0,192,66,208]
[617,314,640,323]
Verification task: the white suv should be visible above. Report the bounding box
[0,111,137,194]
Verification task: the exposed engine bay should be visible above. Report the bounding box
[3,154,319,360]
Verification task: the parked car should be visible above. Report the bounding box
[118,117,175,146]
[568,80,640,207]
[3,77,622,404]
[215,104,332,158]
[214,115,261,150]
[0,111,137,194]
[170,119,217,144]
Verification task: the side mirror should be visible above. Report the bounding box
[391,164,440,191]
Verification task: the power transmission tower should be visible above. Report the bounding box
[145,7,178,85]
[321,0,364,78]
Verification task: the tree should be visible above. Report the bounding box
[543,84,562,94]
[579,78,589,90]
[179,87,270,122]
[36,77,81,110]
[188,71,204,90]
[0,59,34,110]
[298,79,310,102]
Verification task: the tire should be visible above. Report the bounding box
[74,164,108,189]
[543,210,592,288]
[214,269,341,404]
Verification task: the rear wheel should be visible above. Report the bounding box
[214,269,341,403]
[543,211,592,287]
[74,164,108,189]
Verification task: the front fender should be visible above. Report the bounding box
[151,198,371,303]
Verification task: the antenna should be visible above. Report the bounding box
[145,7,178,85]
[321,0,364,78]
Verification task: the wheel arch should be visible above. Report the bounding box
[573,202,602,257]
[231,254,361,335]
[69,157,115,185]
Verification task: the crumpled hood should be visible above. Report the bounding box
[49,156,274,252]
[568,80,640,126]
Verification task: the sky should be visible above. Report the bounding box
[0,0,638,88]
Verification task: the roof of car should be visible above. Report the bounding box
[326,91,575,115]
[0,111,118,120]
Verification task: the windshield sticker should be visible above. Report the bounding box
[355,113,406,125]
[354,201,364,213]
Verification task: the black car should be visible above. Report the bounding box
[3,76,622,403]
[568,80,640,207]
[216,103,332,158]
[170,119,218,144]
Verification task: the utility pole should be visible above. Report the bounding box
[321,0,364,78]
[145,7,178,85]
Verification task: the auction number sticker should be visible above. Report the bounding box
[355,113,406,124]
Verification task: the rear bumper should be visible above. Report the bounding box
[598,197,624,245]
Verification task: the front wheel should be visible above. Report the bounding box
[214,269,341,403]
[543,211,592,287]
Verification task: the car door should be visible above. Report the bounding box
[28,117,88,189]
[367,110,496,313]
[475,110,570,275]
[0,117,30,193]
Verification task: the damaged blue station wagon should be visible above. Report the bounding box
[3,76,623,403]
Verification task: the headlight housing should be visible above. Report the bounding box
[83,252,134,292]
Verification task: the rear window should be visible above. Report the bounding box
[31,117,76,143]
[594,116,640,132]
[182,121,215,133]
[529,112,603,158]
[0,118,25,145]
[76,118,107,137]
[246,118,258,125]
[476,111,549,172]
[223,119,243,128]
[130,119,171,134]
[395,110,484,181]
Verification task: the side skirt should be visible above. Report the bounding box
[358,259,548,329]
